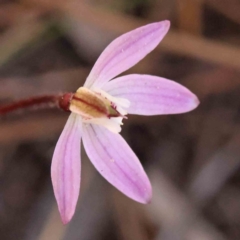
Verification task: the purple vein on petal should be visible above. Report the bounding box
[51,113,82,224]
[82,123,152,203]
[84,21,170,89]
[90,126,139,192]
[102,74,199,115]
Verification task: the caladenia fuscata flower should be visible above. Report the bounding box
[51,20,200,224]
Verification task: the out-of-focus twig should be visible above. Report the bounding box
[19,0,240,70]
[0,68,88,100]
[23,0,240,69]
[148,170,227,240]
[189,128,240,205]
[183,68,240,99]
[190,107,235,171]
[176,0,203,35]
[112,189,149,240]
[0,20,46,66]
[0,3,43,28]
[206,0,240,26]
[0,114,66,144]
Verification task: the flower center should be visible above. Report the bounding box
[69,87,130,133]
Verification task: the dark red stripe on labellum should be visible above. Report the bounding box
[72,95,108,116]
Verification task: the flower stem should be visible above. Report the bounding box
[0,94,66,116]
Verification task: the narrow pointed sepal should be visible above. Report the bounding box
[82,124,152,203]
[51,114,82,224]
[84,21,170,89]
[102,74,199,115]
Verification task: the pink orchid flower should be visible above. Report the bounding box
[51,20,199,224]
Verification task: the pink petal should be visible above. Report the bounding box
[84,21,170,89]
[51,114,82,224]
[102,74,199,115]
[82,123,152,203]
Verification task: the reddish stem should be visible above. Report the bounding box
[0,93,73,116]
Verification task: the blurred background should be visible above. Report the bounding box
[0,0,240,239]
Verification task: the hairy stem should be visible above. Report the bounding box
[0,95,62,116]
